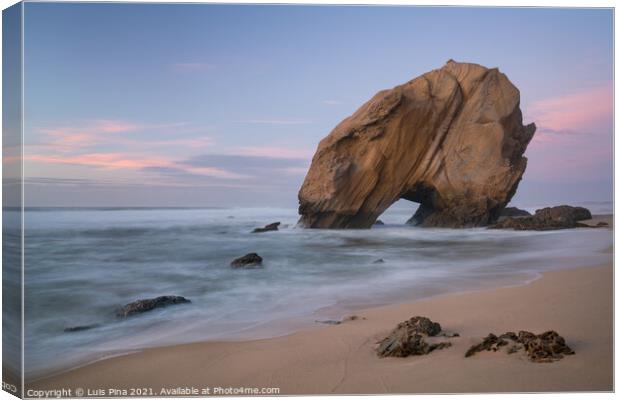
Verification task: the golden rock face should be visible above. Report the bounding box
[298,60,536,229]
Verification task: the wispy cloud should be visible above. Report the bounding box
[177,152,310,179]
[34,119,211,153]
[28,119,314,190]
[26,152,240,179]
[28,119,232,181]
[180,153,308,170]
[245,119,311,125]
[526,84,612,140]
[173,62,215,72]
[26,153,170,170]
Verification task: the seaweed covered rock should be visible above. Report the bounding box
[377,316,453,357]
[490,205,592,230]
[298,60,536,229]
[465,330,574,362]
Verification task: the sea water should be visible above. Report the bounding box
[16,204,612,379]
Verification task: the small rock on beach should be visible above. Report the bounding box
[377,316,454,357]
[465,330,575,362]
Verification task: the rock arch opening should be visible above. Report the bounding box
[373,199,420,226]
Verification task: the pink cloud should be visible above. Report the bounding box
[35,120,210,153]
[526,84,612,136]
[26,152,242,180]
[26,153,171,170]
[146,137,214,148]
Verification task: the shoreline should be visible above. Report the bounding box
[30,248,613,393]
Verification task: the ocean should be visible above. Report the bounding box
[14,203,613,379]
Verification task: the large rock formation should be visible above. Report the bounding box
[298,60,536,228]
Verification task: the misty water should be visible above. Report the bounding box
[19,202,612,379]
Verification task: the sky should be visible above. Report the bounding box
[16,3,614,208]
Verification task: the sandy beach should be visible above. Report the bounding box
[30,225,613,395]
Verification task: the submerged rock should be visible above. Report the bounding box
[465,330,574,362]
[343,315,366,322]
[377,316,453,357]
[490,205,592,230]
[116,296,191,318]
[298,60,535,229]
[64,324,100,333]
[252,222,280,233]
[372,258,385,264]
[374,220,385,226]
[230,253,263,268]
[315,319,341,325]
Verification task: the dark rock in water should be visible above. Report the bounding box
[315,319,341,325]
[372,258,385,264]
[490,205,592,231]
[64,324,100,333]
[252,222,280,233]
[116,296,190,318]
[374,220,385,226]
[316,315,366,325]
[596,221,609,227]
[230,253,263,268]
[465,330,574,362]
[499,207,531,218]
[343,315,366,322]
[377,316,453,357]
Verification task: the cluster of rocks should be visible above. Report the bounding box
[465,330,575,363]
[490,205,594,231]
[376,316,457,357]
[66,250,268,329]
[68,250,268,329]
[377,316,574,364]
